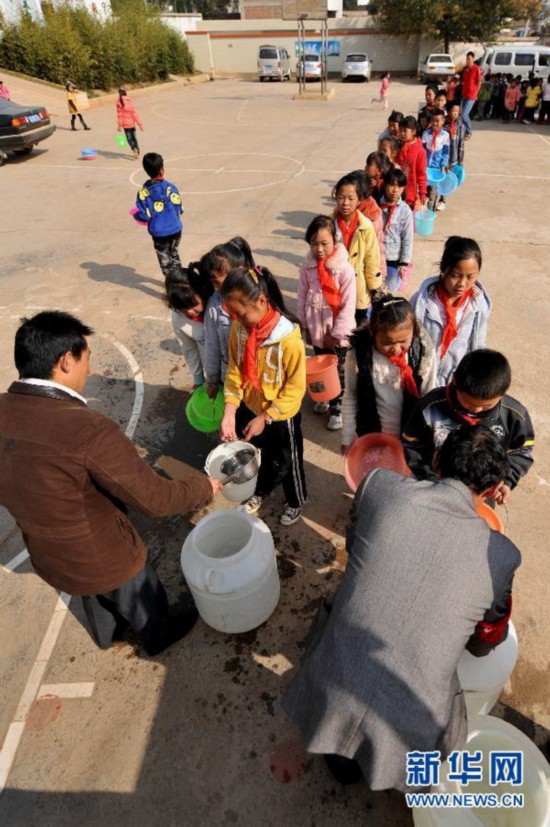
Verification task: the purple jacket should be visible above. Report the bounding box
[297,243,356,347]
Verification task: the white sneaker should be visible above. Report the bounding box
[280,501,307,526]
[242,495,262,514]
[327,414,343,430]
[314,401,330,414]
[436,201,446,211]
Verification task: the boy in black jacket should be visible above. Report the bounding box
[402,349,534,505]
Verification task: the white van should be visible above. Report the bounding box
[257,45,292,82]
[478,44,550,79]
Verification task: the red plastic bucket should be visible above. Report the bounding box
[344,432,413,492]
[305,354,341,402]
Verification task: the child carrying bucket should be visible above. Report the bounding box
[116,88,143,160]
[341,296,436,453]
[297,215,356,431]
[220,267,307,527]
[164,264,213,388]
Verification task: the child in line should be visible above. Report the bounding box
[446,73,461,103]
[379,168,413,293]
[378,135,401,166]
[365,151,393,203]
[378,110,403,143]
[203,237,256,398]
[422,108,450,211]
[164,264,213,388]
[297,215,356,431]
[341,297,436,451]
[446,102,465,169]
[522,78,542,123]
[434,90,448,112]
[538,74,550,125]
[116,88,143,161]
[371,72,390,110]
[220,266,307,526]
[349,170,385,275]
[418,84,438,121]
[402,349,535,505]
[134,152,183,279]
[411,236,491,387]
[397,116,428,210]
[417,109,431,137]
[503,77,521,122]
[332,173,382,325]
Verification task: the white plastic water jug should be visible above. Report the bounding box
[205,441,260,503]
[180,510,280,633]
[412,714,550,827]
[458,621,519,717]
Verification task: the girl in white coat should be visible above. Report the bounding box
[164,265,213,388]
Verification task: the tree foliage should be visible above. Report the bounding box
[370,0,544,51]
[0,0,194,91]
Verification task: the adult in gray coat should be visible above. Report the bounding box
[283,427,520,792]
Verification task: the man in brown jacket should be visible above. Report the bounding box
[0,311,221,655]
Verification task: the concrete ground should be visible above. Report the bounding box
[0,73,549,826]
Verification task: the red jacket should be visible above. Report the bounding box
[461,64,482,100]
[116,95,142,129]
[397,138,427,206]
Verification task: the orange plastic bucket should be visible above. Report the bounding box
[305,354,341,402]
[344,432,413,492]
[476,502,504,533]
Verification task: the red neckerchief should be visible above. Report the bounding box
[337,212,359,250]
[447,120,457,138]
[221,302,237,321]
[241,305,281,391]
[358,197,381,223]
[193,313,204,323]
[381,200,399,230]
[386,350,419,398]
[435,282,473,357]
[426,126,443,152]
[445,382,481,426]
[151,174,164,181]
[317,248,341,317]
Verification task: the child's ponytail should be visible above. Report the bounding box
[221,266,301,327]
[118,87,126,108]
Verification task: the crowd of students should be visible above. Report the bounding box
[132,106,534,529]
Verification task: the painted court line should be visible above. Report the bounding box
[2,549,29,572]
[38,683,95,700]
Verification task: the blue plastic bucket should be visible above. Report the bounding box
[415,209,436,237]
[80,149,97,160]
[426,168,445,187]
[438,170,459,196]
[453,164,466,186]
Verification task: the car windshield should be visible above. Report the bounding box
[259,48,277,60]
[430,55,453,63]
[304,55,318,62]
[346,54,367,62]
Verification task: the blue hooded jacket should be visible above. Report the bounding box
[134,178,183,238]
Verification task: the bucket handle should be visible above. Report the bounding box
[204,567,220,592]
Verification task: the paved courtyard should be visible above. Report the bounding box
[0,74,549,826]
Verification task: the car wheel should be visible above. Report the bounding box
[0,154,5,166]
[14,146,33,156]
[259,76,265,82]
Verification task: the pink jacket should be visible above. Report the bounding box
[116,95,142,129]
[297,243,356,348]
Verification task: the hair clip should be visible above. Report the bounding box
[381,297,406,306]
[248,268,259,284]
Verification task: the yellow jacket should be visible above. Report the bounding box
[224,316,306,420]
[336,210,382,309]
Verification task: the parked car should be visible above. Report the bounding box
[417,53,455,83]
[0,99,55,165]
[477,44,550,80]
[296,54,324,82]
[257,45,292,82]
[341,52,371,82]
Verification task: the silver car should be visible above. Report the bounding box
[341,53,372,82]
[418,53,455,83]
[296,54,323,82]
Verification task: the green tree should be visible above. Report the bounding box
[369,0,543,52]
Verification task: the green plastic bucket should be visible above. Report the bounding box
[186,385,224,433]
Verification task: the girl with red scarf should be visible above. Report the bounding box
[411,236,491,387]
[421,108,450,212]
[164,264,213,389]
[341,297,436,452]
[220,267,308,526]
[297,215,356,431]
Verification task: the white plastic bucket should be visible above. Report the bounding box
[181,510,280,633]
[412,714,550,827]
[205,441,260,503]
[458,621,519,717]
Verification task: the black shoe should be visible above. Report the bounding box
[71,126,77,131]
[83,125,91,130]
[324,753,364,785]
[140,606,199,656]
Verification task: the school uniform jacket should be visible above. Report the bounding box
[0,382,214,595]
[445,119,465,166]
[411,277,491,387]
[204,292,231,386]
[379,197,414,266]
[402,388,535,489]
[224,316,306,421]
[422,128,450,170]
[283,469,521,792]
